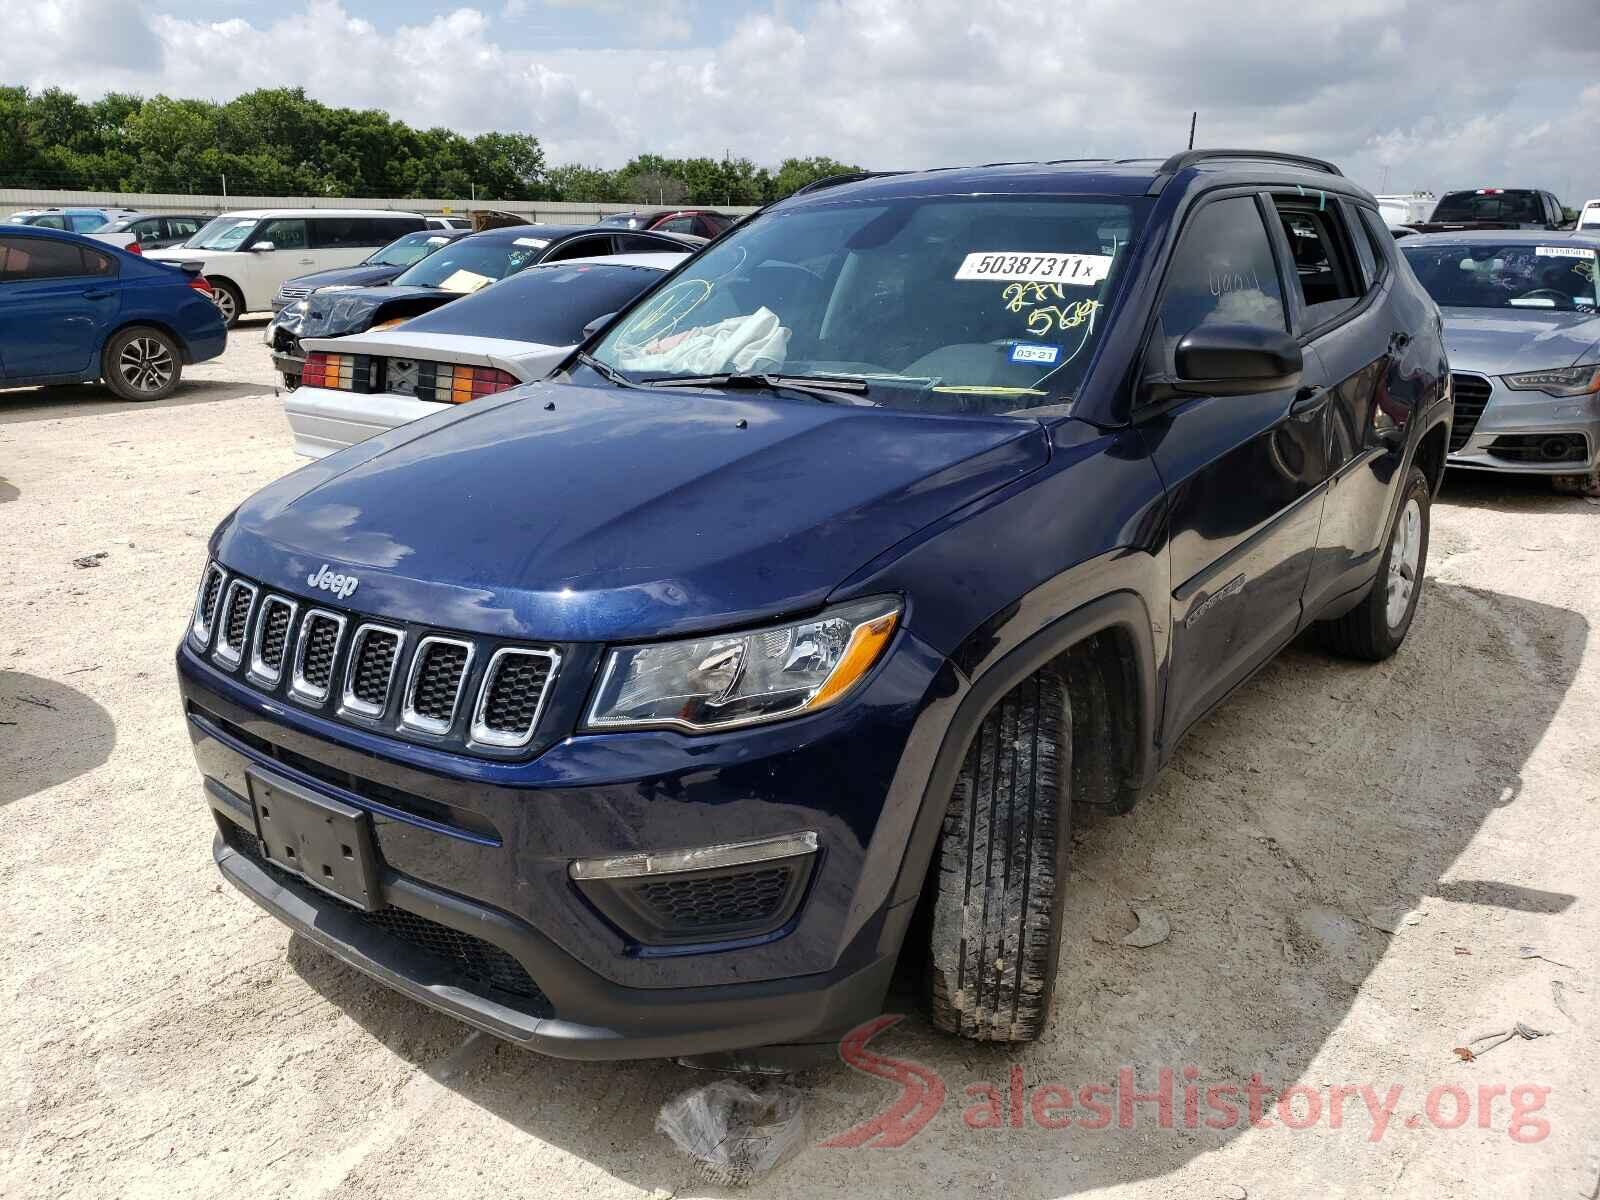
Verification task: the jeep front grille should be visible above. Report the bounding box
[291,610,346,704]
[1449,373,1492,453]
[471,649,559,747]
[404,638,473,733]
[186,561,560,755]
[342,624,403,717]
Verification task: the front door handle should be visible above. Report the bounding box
[299,258,315,265]
[1289,386,1329,416]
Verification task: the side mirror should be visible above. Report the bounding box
[1173,324,1303,395]
[250,241,276,253]
[581,311,618,339]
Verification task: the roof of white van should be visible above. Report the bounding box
[210,209,425,219]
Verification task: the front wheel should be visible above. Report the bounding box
[926,668,1071,1042]
[1319,464,1431,660]
[102,326,182,402]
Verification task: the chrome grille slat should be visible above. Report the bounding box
[248,596,297,686]
[1449,372,1492,453]
[190,562,227,649]
[289,609,347,706]
[213,580,258,669]
[471,648,560,748]
[402,637,474,734]
[341,624,404,718]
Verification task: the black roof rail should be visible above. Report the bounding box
[1155,148,1343,178]
[789,170,908,198]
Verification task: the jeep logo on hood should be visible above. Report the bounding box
[306,564,359,600]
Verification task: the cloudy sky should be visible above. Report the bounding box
[8,0,1600,203]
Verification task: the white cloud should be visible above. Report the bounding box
[2,0,1598,202]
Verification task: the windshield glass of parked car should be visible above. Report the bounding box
[368,232,454,268]
[187,216,259,251]
[588,196,1143,415]
[1430,192,1543,223]
[1401,242,1599,312]
[392,237,543,293]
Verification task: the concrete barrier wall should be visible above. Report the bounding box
[0,188,760,225]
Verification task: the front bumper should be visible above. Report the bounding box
[1448,370,1600,475]
[282,384,444,458]
[179,627,956,1059]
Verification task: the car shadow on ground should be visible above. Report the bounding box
[0,671,116,807]
[1437,469,1600,515]
[0,379,272,426]
[285,578,1585,1196]
[0,477,17,503]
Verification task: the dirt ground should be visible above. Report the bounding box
[2,326,1597,1199]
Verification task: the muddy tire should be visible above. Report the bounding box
[926,668,1071,1042]
[1319,465,1430,661]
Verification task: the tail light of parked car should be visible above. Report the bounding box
[302,351,367,391]
[187,274,212,295]
[426,363,519,404]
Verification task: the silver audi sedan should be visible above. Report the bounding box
[1401,231,1600,492]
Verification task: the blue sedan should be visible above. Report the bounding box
[0,224,226,401]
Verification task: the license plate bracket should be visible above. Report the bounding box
[247,769,381,911]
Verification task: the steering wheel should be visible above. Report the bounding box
[1516,288,1574,309]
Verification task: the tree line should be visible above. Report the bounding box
[0,85,860,206]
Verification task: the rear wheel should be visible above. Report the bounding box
[102,326,182,402]
[1319,465,1430,660]
[926,668,1071,1042]
[208,278,242,327]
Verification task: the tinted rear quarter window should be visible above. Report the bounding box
[402,264,663,345]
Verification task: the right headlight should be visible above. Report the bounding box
[586,597,901,734]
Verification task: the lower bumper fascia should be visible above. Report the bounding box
[212,820,898,1062]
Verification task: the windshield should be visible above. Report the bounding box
[1401,242,1598,312]
[186,216,258,251]
[588,196,1143,415]
[1431,192,1544,223]
[392,234,545,293]
[368,231,454,268]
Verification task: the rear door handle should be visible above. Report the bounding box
[83,287,115,299]
[1290,386,1329,416]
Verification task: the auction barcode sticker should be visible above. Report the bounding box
[955,251,1113,285]
[1536,246,1595,258]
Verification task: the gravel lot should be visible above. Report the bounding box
[3,326,1597,1199]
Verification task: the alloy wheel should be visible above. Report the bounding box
[118,336,174,395]
[1385,498,1422,628]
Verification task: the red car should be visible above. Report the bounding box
[598,208,734,238]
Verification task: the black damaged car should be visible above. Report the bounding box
[266,224,703,387]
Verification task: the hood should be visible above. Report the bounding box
[216,381,1049,642]
[285,263,402,291]
[1438,307,1600,375]
[276,284,455,340]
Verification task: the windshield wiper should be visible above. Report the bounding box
[575,352,643,389]
[646,372,872,405]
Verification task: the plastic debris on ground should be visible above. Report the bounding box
[656,1079,806,1187]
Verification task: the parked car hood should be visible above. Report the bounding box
[284,263,404,292]
[276,285,455,340]
[1438,307,1600,375]
[216,381,1049,642]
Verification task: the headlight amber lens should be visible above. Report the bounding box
[586,597,901,733]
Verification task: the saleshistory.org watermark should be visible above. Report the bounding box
[820,1017,1552,1149]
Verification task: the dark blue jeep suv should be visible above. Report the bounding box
[177,151,1451,1058]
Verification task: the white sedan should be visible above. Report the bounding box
[285,252,686,457]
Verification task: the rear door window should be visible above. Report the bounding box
[165,217,203,241]
[0,236,97,281]
[308,217,373,249]
[1272,200,1364,329]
